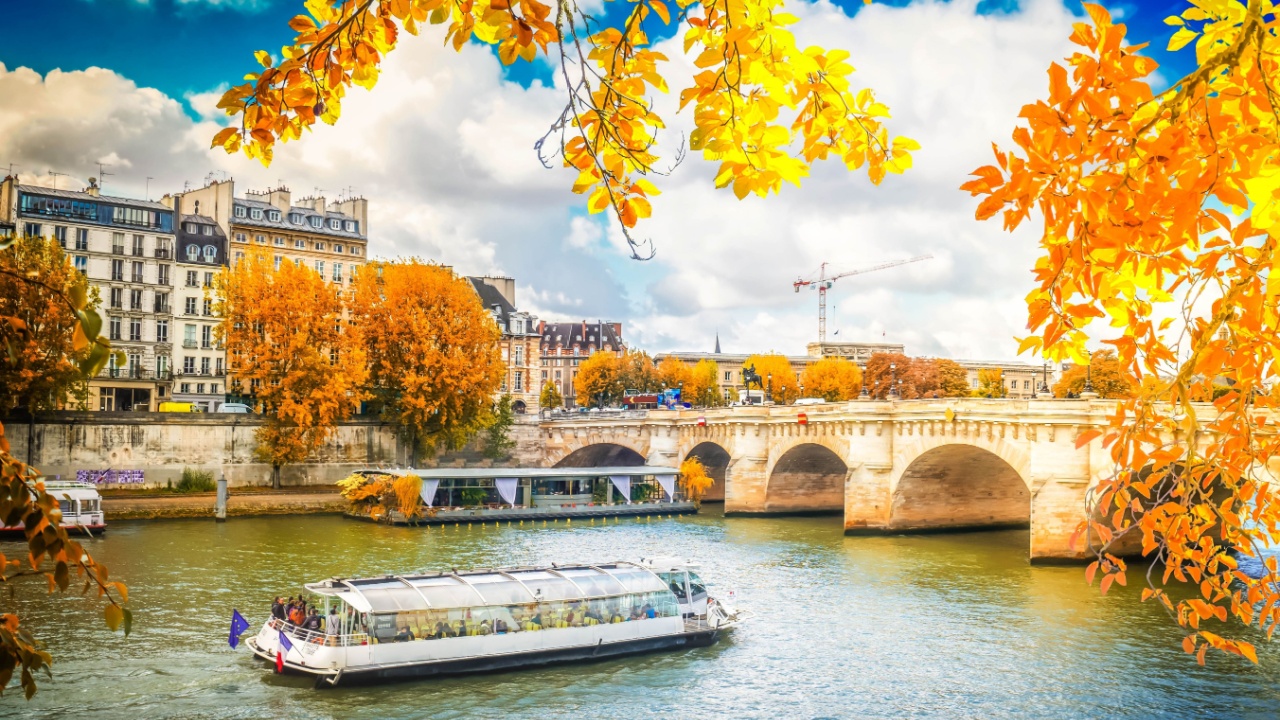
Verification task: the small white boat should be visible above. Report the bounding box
[246,558,745,686]
[1,480,106,536]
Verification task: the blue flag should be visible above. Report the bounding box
[229,609,251,649]
[278,629,294,655]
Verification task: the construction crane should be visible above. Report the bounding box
[793,255,933,342]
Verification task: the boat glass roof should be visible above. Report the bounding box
[309,563,668,613]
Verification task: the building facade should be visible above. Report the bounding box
[170,210,229,411]
[468,276,541,414]
[1,177,175,410]
[539,321,626,408]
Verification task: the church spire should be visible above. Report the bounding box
[714,331,721,354]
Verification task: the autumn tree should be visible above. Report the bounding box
[800,357,863,401]
[974,368,1006,399]
[540,379,563,410]
[482,395,517,460]
[678,457,714,507]
[617,349,661,395]
[934,358,970,398]
[686,358,723,407]
[0,236,96,416]
[349,259,503,462]
[217,248,369,488]
[213,0,915,258]
[904,358,941,399]
[1053,350,1133,399]
[0,242,128,700]
[574,351,622,407]
[743,353,799,404]
[861,352,909,399]
[656,356,693,395]
[965,1,1280,664]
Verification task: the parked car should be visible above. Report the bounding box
[794,398,826,406]
[219,402,252,414]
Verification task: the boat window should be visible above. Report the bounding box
[658,572,688,601]
[557,568,627,597]
[347,579,430,612]
[689,573,707,598]
[406,576,484,609]
[510,571,582,602]
[58,500,75,516]
[466,573,535,605]
[602,567,669,594]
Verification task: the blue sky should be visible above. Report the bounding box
[3,0,1196,116]
[0,0,1213,358]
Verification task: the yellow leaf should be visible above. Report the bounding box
[1168,27,1198,52]
[104,604,123,632]
[254,50,273,68]
[587,186,611,214]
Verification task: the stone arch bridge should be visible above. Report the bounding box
[541,399,1135,561]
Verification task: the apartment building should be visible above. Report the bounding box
[539,320,626,408]
[170,210,229,411]
[468,276,541,413]
[0,176,175,410]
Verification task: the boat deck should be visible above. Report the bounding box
[346,501,698,526]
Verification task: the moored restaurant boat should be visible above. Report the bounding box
[246,558,745,686]
[1,480,105,536]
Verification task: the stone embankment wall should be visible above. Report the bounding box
[103,490,347,520]
[4,412,546,489]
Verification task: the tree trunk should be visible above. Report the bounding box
[272,463,281,490]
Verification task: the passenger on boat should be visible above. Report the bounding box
[271,597,286,622]
[327,608,341,636]
[479,619,493,635]
[394,625,415,642]
[304,609,323,632]
[494,618,509,634]
[643,604,656,619]
[289,603,305,626]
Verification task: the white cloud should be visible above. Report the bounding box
[0,0,1087,362]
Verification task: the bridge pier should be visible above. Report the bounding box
[842,463,891,532]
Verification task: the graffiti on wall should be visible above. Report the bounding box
[77,469,145,485]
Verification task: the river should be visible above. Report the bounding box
[6,510,1280,719]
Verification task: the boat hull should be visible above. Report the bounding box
[250,629,719,686]
[0,522,106,537]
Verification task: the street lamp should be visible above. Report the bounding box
[1083,351,1095,395]
[859,381,869,400]
[798,383,804,403]
[767,373,773,404]
[1039,361,1051,397]
[889,363,899,399]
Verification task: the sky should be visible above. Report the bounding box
[0,0,1198,360]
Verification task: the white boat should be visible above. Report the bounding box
[1,480,105,536]
[246,558,745,686]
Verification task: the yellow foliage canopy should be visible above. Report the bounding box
[212,0,914,257]
[743,353,799,404]
[678,456,714,505]
[799,357,862,401]
[966,0,1280,665]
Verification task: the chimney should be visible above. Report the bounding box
[310,196,326,213]
[268,186,292,216]
[330,196,369,235]
[86,178,101,197]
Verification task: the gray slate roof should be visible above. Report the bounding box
[233,198,365,240]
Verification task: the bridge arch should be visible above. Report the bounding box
[683,441,730,503]
[553,442,646,468]
[763,442,847,514]
[889,441,1031,531]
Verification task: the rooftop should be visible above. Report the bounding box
[233,197,365,240]
[18,184,171,212]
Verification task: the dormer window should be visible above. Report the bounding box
[203,245,216,261]
[344,221,356,232]
[289,213,304,225]
[234,206,246,218]
[328,218,340,230]
[186,245,199,261]
[309,217,322,229]
[267,210,281,222]
[183,222,196,233]
[202,225,213,236]
[250,208,263,220]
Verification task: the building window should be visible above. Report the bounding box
[274,237,284,246]
[1024,380,1030,389]
[24,222,42,238]
[250,208,263,220]
[235,252,244,263]
[203,245,216,261]
[74,256,87,272]
[157,355,169,377]
[290,212,303,225]
[211,383,219,394]
[234,206,246,218]
[130,288,142,310]
[184,325,196,350]
[235,233,246,243]
[75,228,88,250]
[186,245,200,261]
[514,371,523,391]
[155,291,169,313]
[202,326,212,348]
[185,297,198,315]
[294,239,305,249]
[53,225,67,247]
[268,210,281,222]
[109,287,123,309]
[109,316,121,341]
[180,382,191,393]
[216,357,224,375]
[332,263,343,282]
[158,264,170,286]
[202,225,213,236]
[310,216,322,229]
[314,260,325,275]
[157,320,168,343]
[204,272,213,287]
[315,242,326,251]
[345,220,356,232]
[132,234,145,255]
[110,259,124,281]
[131,261,144,283]
[183,356,195,374]
[201,357,211,374]
[186,270,198,287]
[203,299,212,316]
[196,383,206,394]
[111,206,159,229]
[129,319,141,341]
[514,346,523,365]
[274,255,282,270]
[255,234,265,244]
[350,246,361,255]
[334,244,343,253]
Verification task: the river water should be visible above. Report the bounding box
[6,510,1280,719]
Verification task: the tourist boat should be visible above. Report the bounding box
[245,558,745,686]
[1,480,105,536]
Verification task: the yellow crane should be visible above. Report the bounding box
[793,255,933,342]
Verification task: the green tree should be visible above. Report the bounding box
[482,395,516,460]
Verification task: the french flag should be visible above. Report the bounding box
[276,629,294,673]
